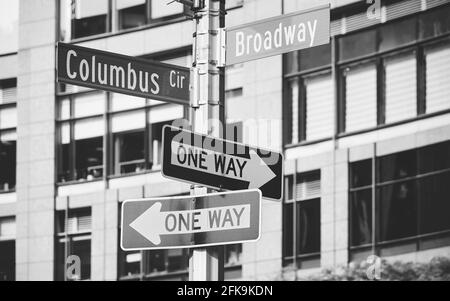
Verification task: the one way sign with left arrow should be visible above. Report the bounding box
[121,190,261,250]
[162,126,283,201]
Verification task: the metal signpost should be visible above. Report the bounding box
[57,42,190,105]
[121,190,261,250]
[57,0,330,283]
[162,125,284,201]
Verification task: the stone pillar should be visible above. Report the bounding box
[16,0,56,281]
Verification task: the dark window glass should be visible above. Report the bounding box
[73,15,107,39]
[118,251,141,278]
[339,29,377,62]
[0,240,15,281]
[75,137,103,181]
[350,159,372,188]
[297,199,321,255]
[224,244,242,267]
[419,172,450,235]
[55,238,91,281]
[378,181,417,242]
[114,130,145,175]
[418,141,450,175]
[0,139,16,192]
[419,5,450,40]
[284,51,299,74]
[119,5,147,30]
[350,189,372,246]
[145,249,188,275]
[379,17,417,52]
[378,149,417,183]
[282,202,294,260]
[284,175,294,200]
[299,43,332,71]
[59,142,71,182]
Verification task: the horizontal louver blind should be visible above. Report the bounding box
[117,0,145,10]
[290,79,299,144]
[386,0,421,21]
[345,64,377,132]
[425,44,450,114]
[76,0,108,19]
[112,111,145,133]
[427,0,450,9]
[305,74,333,141]
[0,107,17,129]
[0,87,17,104]
[296,176,321,201]
[385,54,417,124]
[65,214,92,234]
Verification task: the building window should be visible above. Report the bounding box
[55,208,92,281]
[0,217,15,281]
[58,92,106,183]
[349,141,450,261]
[59,0,186,41]
[283,171,321,270]
[284,4,450,145]
[0,79,17,193]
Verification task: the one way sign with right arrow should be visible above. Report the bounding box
[162,126,284,201]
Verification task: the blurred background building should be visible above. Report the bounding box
[0,0,449,281]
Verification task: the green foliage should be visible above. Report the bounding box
[287,257,450,281]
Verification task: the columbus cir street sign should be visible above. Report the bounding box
[121,190,261,250]
[226,4,330,65]
[57,42,190,105]
[162,126,283,201]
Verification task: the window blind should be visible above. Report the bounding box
[0,217,16,239]
[305,74,333,141]
[117,0,146,10]
[296,174,321,201]
[385,54,417,124]
[425,44,450,114]
[112,110,145,133]
[345,64,377,132]
[0,107,17,129]
[75,0,108,19]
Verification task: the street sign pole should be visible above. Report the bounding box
[189,0,226,281]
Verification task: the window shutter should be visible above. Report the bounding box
[296,175,321,201]
[425,44,450,114]
[345,64,377,132]
[305,74,333,141]
[385,54,417,124]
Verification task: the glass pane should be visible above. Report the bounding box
[111,93,146,112]
[379,17,417,52]
[418,141,450,175]
[0,1,18,54]
[350,189,372,246]
[297,199,320,255]
[146,250,166,274]
[299,43,331,71]
[225,244,242,266]
[74,93,105,118]
[288,78,299,144]
[339,29,377,62]
[419,5,450,40]
[75,136,103,181]
[71,239,91,280]
[72,0,108,39]
[378,181,417,242]
[119,250,141,277]
[0,139,16,192]
[282,203,294,259]
[419,172,450,235]
[425,43,450,114]
[378,149,417,183]
[0,241,15,281]
[0,107,17,129]
[167,249,188,272]
[350,159,372,188]
[114,130,145,174]
[0,79,17,104]
[284,174,294,201]
[119,4,147,30]
[284,51,298,74]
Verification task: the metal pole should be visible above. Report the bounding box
[188,0,225,281]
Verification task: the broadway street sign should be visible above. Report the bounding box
[162,126,283,201]
[226,4,330,65]
[57,43,190,105]
[121,190,261,250]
